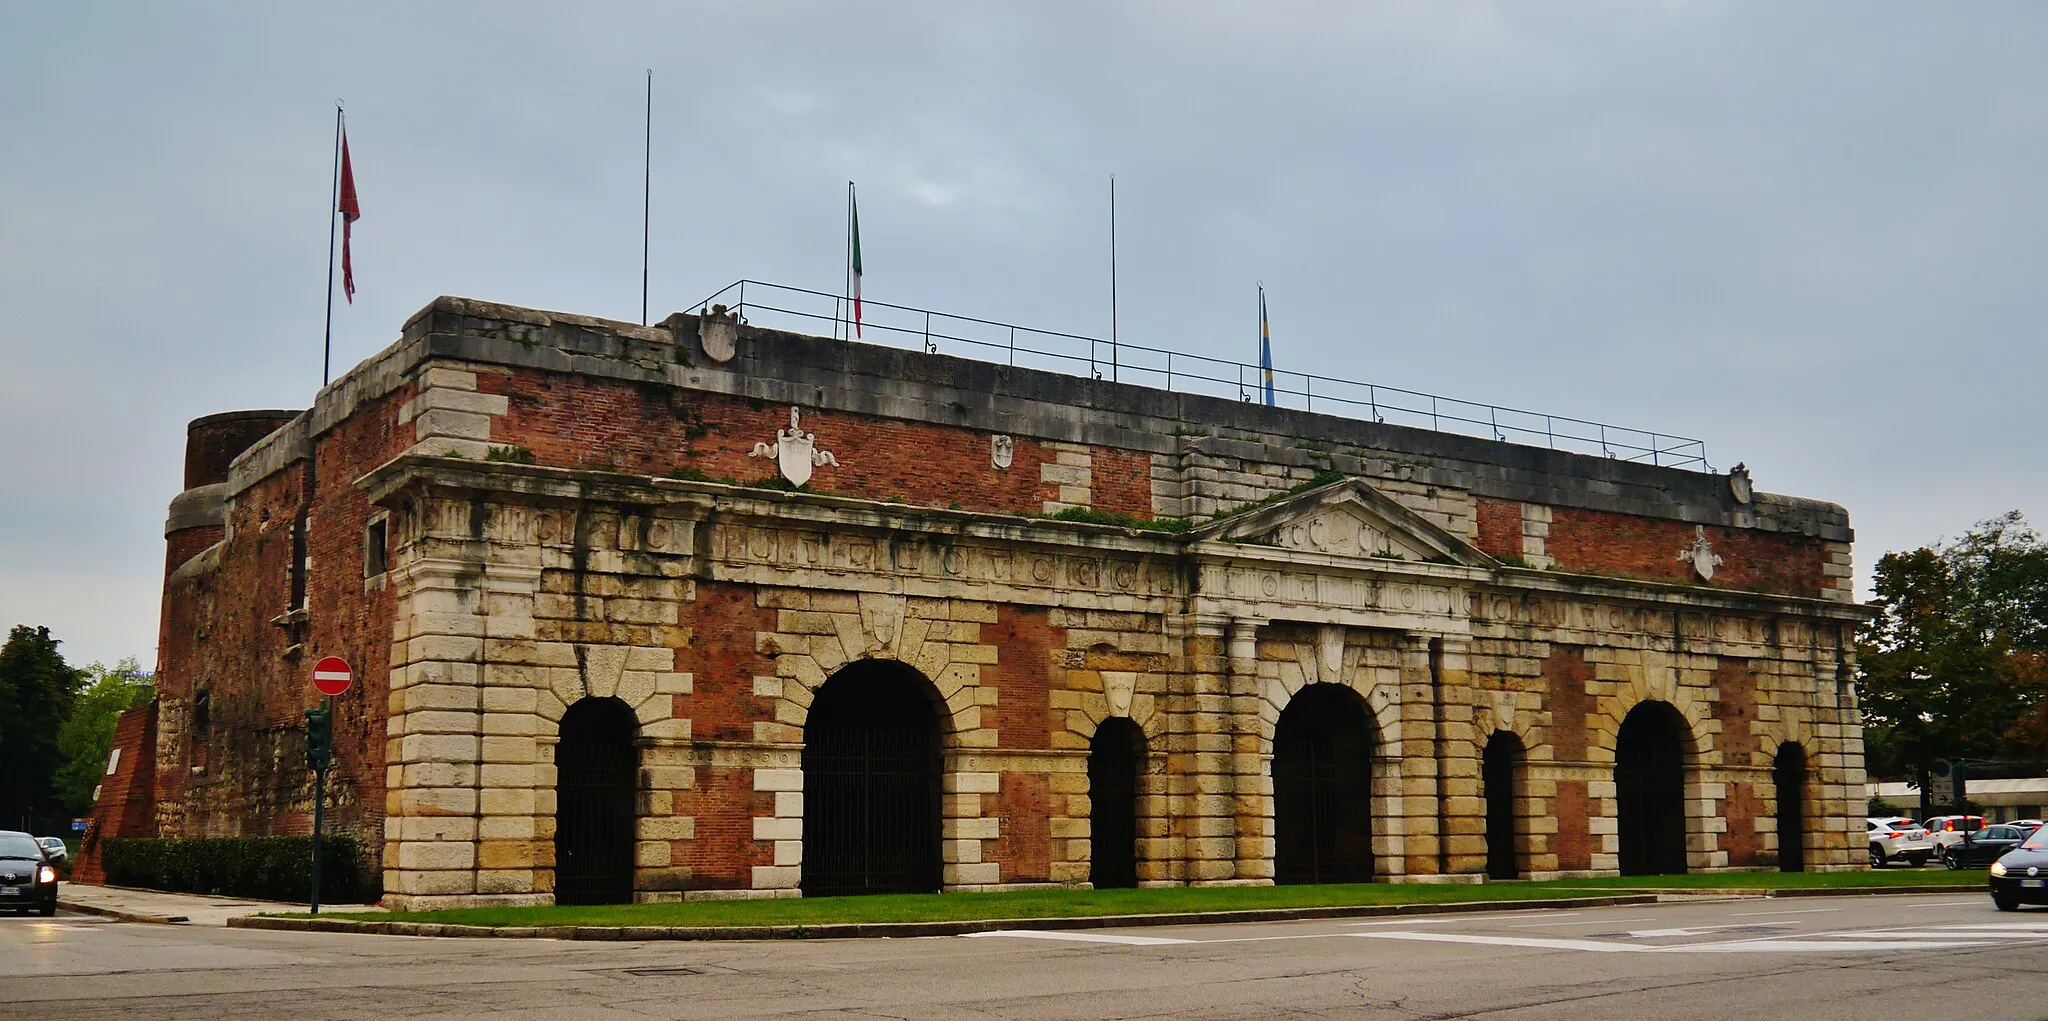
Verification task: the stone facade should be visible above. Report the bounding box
[84,295,1872,907]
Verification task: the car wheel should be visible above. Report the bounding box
[1944,852,1964,870]
[1870,844,1888,868]
[1995,893,2021,912]
[1909,855,1930,867]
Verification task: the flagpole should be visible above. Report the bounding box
[322,103,342,386]
[843,181,853,341]
[1109,175,1119,383]
[641,69,652,327]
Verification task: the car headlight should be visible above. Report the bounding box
[36,865,55,885]
[1991,860,2008,877]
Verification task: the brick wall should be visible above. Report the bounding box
[1544,507,1827,596]
[1552,780,1592,871]
[1473,497,1523,560]
[72,704,158,884]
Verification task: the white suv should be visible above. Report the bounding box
[1922,815,1988,850]
[1867,817,1937,867]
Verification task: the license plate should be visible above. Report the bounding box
[2022,879,2046,889]
[0,888,18,897]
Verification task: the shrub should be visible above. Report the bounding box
[99,835,369,903]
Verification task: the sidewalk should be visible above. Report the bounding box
[59,883,382,926]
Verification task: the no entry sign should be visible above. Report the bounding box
[311,656,353,697]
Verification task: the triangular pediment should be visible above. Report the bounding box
[1183,478,1494,567]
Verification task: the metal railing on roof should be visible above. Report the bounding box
[691,280,1711,471]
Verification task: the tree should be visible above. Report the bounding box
[0,626,83,830]
[1857,514,2048,782]
[53,658,153,816]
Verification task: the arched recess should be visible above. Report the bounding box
[1482,730,1525,880]
[1088,717,1145,889]
[801,658,944,896]
[1273,683,1375,884]
[555,696,640,905]
[1615,700,1690,876]
[1774,742,1808,873]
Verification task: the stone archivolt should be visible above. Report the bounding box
[349,456,1867,907]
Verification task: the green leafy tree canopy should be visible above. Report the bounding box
[54,658,154,816]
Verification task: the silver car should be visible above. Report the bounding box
[1867,817,1936,867]
[34,837,66,866]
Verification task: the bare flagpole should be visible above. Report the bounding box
[322,102,343,386]
[641,69,652,326]
[1109,175,1119,383]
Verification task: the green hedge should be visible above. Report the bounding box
[100,836,369,903]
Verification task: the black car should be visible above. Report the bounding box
[0,831,57,916]
[1988,826,2048,911]
[1945,824,2029,869]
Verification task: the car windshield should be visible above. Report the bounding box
[1888,822,1921,832]
[0,835,42,859]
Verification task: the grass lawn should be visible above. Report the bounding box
[305,867,1984,929]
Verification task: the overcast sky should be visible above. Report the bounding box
[3,2,2044,669]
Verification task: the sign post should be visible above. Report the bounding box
[307,657,351,914]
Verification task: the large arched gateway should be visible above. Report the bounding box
[1614,701,1690,876]
[1272,684,1375,884]
[1775,742,1808,873]
[1088,717,1145,888]
[554,697,639,905]
[801,660,944,896]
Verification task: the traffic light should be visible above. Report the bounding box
[305,708,333,770]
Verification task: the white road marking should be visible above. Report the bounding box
[1728,908,1839,917]
[1508,916,1654,928]
[1350,932,1644,953]
[1668,939,1997,953]
[1344,918,1474,927]
[1621,923,1792,938]
[965,930,1196,946]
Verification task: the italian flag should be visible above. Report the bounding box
[850,188,863,338]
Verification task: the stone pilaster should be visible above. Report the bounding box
[1393,635,1439,878]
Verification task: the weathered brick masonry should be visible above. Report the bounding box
[84,295,1874,905]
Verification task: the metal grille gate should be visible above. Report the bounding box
[1776,743,1807,872]
[1615,703,1689,876]
[802,664,941,897]
[1273,685,1374,885]
[555,698,638,905]
[1088,719,1142,889]
[1483,733,1521,880]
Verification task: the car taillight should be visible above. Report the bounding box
[1888,832,1903,839]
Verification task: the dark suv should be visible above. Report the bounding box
[0,830,58,915]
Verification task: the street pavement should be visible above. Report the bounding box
[2,892,2043,1019]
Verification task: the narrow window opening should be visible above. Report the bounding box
[364,518,389,578]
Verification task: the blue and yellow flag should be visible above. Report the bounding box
[1259,286,1275,406]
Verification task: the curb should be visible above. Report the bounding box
[228,894,1660,941]
[1763,884,1985,898]
[58,899,189,925]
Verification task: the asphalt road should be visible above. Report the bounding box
[2,893,2044,1020]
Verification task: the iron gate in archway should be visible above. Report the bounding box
[1615,701,1689,876]
[1776,742,1808,872]
[801,661,943,897]
[555,697,638,905]
[1483,731,1524,880]
[1273,684,1375,885]
[1089,718,1144,889]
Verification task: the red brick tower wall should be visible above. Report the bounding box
[72,704,159,883]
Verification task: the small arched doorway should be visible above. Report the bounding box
[801,659,943,896]
[1775,742,1808,873]
[1273,683,1375,884]
[1088,717,1145,889]
[555,696,639,905]
[1615,701,1690,876]
[1483,731,1524,880]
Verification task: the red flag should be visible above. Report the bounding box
[338,130,361,302]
